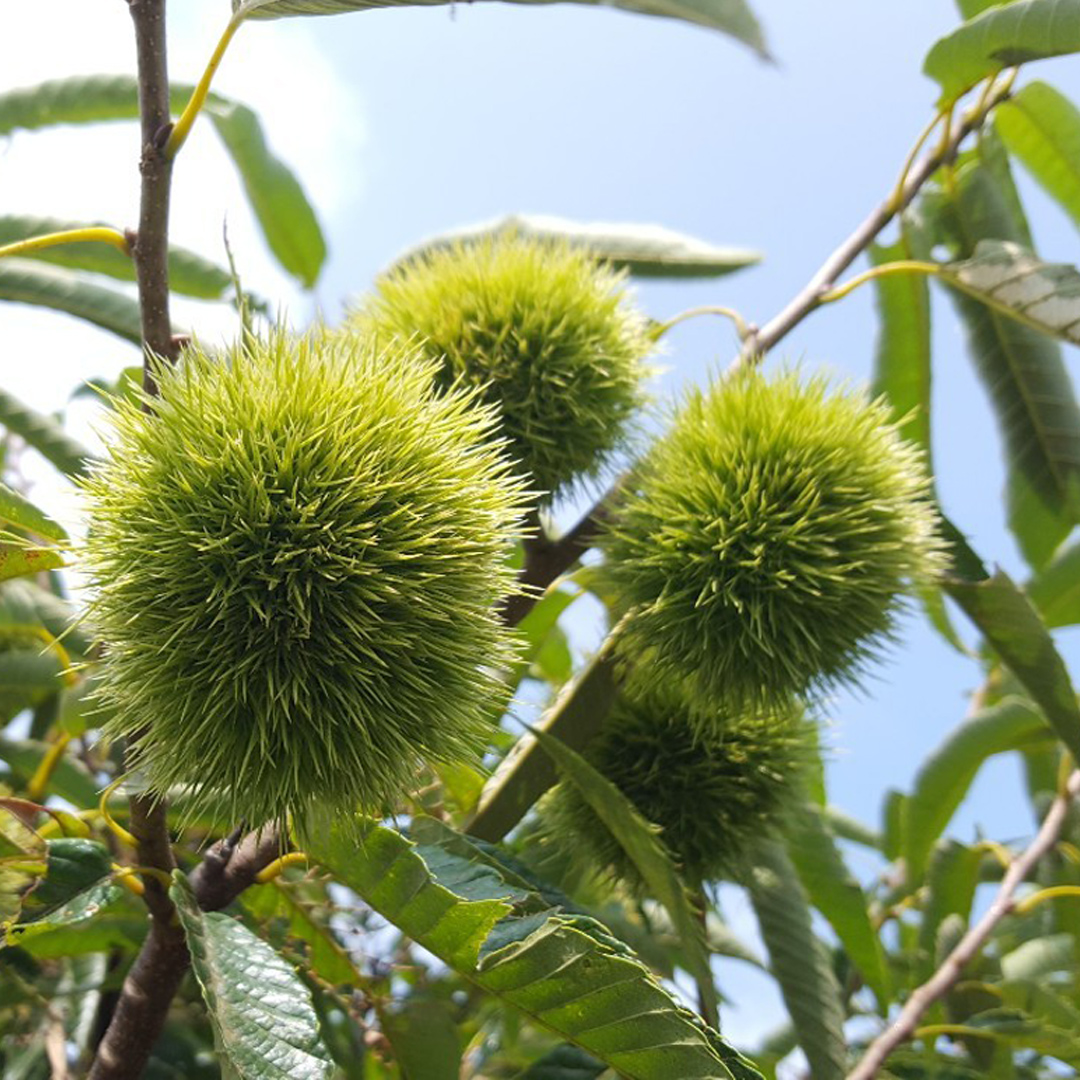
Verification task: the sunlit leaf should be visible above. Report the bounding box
[0,543,64,585]
[0,481,66,543]
[0,385,93,479]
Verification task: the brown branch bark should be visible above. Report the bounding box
[846,770,1080,1080]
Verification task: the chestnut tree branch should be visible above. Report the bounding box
[846,769,1080,1080]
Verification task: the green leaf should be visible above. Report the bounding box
[380,997,462,1080]
[1025,537,1080,626]
[528,724,718,1024]
[945,569,1080,763]
[468,638,620,843]
[902,697,1049,882]
[784,803,891,1010]
[0,544,64,585]
[170,870,335,1080]
[519,1045,607,1079]
[957,0,1021,17]
[235,0,771,55]
[391,215,761,280]
[924,0,1080,106]
[17,839,113,924]
[961,1006,1080,1064]
[8,881,123,947]
[241,880,363,987]
[308,817,751,1080]
[745,840,848,1080]
[999,932,1074,979]
[0,481,66,543]
[996,81,1080,233]
[0,76,326,289]
[821,807,883,851]
[0,803,46,929]
[0,735,99,807]
[940,165,1080,567]
[870,237,932,454]
[941,239,1080,347]
[0,215,232,300]
[0,580,92,660]
[0,259,143,345]
[0,386,93,479]
[916,840,982,980]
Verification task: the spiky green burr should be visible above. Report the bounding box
[81,328,529,827]
[600,369,945,717]
[350,233,652,504]
[542,684,814,888]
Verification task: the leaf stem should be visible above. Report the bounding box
[817,260,941,305]
[254,851,309,883]
[25,732,73,802]
[0,227,131,262]
[1012,883,1080,915]
[651,304,751,343]
[165,13,244,159]
[845,770,1080,1080]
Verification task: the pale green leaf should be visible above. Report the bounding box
[0,215,232,299]
[902,697,1049,882]
[999,932,1074,980]
[0,803,46,928]
[390,215,761,280]
[308,817,751,1080]
[171,871,335,1080]
[529,724,718,1023]
[0,579,92,659]
[996,81,1080,232]
[0,259,143,344]
[0,481,66,542]
[924,0,1080,106]
[745,840,848,1080]
[1025,537,1080,626]
[784,804,891,1009]
[0,543,64,585]
[235,0,771,55]
[0,386,93,479]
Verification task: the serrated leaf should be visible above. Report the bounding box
[0,481,66,543]
[468,640,620,843]
[8,881,123,947]
[0,215,232,299]
[235,0,771,55]
[945,569,1080,764]
[924,0,1080,106]
[529,724,718,1023]
[170,871,335,1080]
[784,803,891,1010]
[996,81,1080,233]
[902,697,1049,882]
[0,76,326,289]
[390,215,761,280]
[0,543,64,585]
[308,816,752,1080]
[939,164,1080,568]
[20,839,112,920]
[745,840,847,1080]
[0,386,93,479]
[0,258,143,344]
[943,239,1080,346]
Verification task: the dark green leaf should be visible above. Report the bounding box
[380,997,462,1080]
[916,840,982,980]
[518,1044,607,1079]
[996,81,1080,233]
[468,639,620,843]
[0,648,65,722]
[391,215,761,279]
[0,216,232,299]
[945,569,1080,763]
[924,0,1080,106]
[745,841,847,1080]
[8,882,123,948]
[235,0,771,56]
[171,871,335,1080]
[902,697,1049,882]
[0,386,93,479]
[309,817,750,1080]
[784,803,891,1009]
[19,839,112,922]
[941,164,1080,567]
[0,259,143,344]
[529,724,718,1023]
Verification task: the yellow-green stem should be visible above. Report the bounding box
[651,304,751,343]
[888,111,947,214]
[818,260,940,305]
[166,13,244,158]
[1013,884,1080,915]
[25,733,73,802]
[0,227,130,261]
[99,777,139,849]
[254,852,309,883]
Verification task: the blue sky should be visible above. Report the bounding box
[4,0,1080,1049]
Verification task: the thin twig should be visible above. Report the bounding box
[737,74,1015,365]
[846,770,1080,1080]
